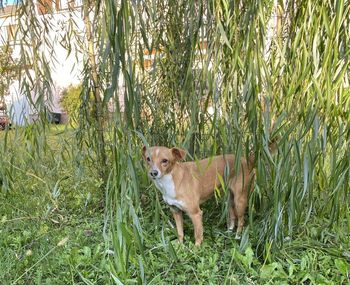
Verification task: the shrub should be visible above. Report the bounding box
[60,84,82,121]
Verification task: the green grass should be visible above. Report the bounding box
[1,127,349,284]
[0,127,107,284]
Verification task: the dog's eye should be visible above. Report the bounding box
[146,157,151,162]
[162,159,168,163]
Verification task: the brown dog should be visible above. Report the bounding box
[142,145,273,246]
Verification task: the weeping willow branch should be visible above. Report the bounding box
[81,0,107,181]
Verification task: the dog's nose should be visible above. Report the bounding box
[150,170,159,178]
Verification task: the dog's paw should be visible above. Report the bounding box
[227,226,235,232]
[227,221,236,231]
[234,233,241,240]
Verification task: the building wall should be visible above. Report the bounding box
[0,0,85,124]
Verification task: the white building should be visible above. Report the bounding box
[0,0,85,124]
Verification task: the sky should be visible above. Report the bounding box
[2,0,21,6]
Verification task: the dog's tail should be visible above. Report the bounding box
[248,140,277,169]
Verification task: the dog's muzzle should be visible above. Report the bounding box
[149,169,159,179]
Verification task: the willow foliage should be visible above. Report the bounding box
[2,0,349,282]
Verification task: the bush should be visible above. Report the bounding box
[60,84,82,121]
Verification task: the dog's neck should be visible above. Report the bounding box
[153,164,186,211]
[154,173,174,193]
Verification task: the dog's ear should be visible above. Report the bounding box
[171,147,186,161]
[142,146,147,160]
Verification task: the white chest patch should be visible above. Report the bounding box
[154,174,185,211]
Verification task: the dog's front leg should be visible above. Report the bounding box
[171,207,184,243]
[188,208,203,246]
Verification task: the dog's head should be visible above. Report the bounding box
[142,146,186,180]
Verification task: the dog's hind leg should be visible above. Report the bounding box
[229,176,249,239]
[228,191,237,231]
[234,191,247,239]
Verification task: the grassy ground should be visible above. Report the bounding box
[1,127,349,284]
